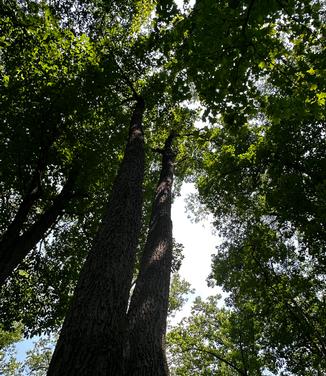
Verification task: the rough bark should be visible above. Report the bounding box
[47,98,145,376]
[0,170,77,286]
[125,132,176,376]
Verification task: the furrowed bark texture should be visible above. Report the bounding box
[0,171,76,286]
[47,98,145,376]
[126,133,176,376]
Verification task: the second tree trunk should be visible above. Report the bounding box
[126,132,176,376]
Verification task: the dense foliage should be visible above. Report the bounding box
[190,1,326,373]
[0,0,325,374]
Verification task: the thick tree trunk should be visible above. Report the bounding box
[0,171,76,286]
[125,132,176,376]
[47,98,145,376]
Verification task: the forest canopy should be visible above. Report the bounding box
[0,0,325,375]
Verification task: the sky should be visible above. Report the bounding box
[171,182,223,321]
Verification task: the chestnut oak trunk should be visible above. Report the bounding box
[126,133,176,376]
[47,98,145,376]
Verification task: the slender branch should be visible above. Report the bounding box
[110,54,141,100]
[151,131,179,156]
[238,331,249,376]
[242,0,256,34]
[151,147,164,154]
[183,344,247,375]
[250,249,326,356]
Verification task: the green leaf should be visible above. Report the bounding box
[306,67,316,75]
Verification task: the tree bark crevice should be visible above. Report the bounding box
[126,131,177,376]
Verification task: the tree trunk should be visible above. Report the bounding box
[125,132,176,376]
[0,170,77,286]
[47,98,145,376]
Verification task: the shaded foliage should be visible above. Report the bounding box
[0,0,325,374]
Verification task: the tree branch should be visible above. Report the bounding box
[184,344,247,375]
[250,249,326,356]
[0,168,79,286]
[242,0,255,34]
[0,129,58,251]
[109,54,142,100]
